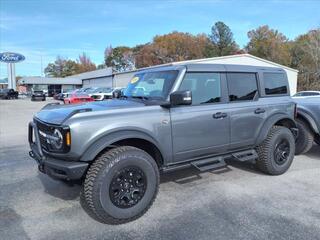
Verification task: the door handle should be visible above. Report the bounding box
[254,108,266,114]
[213,112,227,119]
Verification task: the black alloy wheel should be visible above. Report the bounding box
[109,166,147,209]
[274,138,290,166]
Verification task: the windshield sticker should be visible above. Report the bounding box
[131,77,139,84]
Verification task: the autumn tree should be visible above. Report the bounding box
[291,29,320,91]
[209,21,239,56]
[134,32,212,68]
[133,43,162,68]
[246,25,291,66]
[104,46,135,73]
[77,53,96,73]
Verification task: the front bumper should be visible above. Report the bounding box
[28,122,88,180]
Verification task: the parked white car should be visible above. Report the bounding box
[90,87,115,101]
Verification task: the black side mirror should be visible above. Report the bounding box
[170,90,192,106]
[112,89,122,99]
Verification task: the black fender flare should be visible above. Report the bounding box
[255,113,297,146]
[80,130,163,162]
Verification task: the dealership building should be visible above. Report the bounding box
[19,54,299,95]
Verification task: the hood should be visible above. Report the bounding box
[293,96,320,105]
[35,99,144,125]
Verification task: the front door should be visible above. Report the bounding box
[170,72,230,163]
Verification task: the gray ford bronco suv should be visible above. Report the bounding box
[28,63,298,224]
[293,96,320,154]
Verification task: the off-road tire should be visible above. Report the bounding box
[82,146,159,224]
[256,126,295,175]
[295,119,314,155]
[79,188,106,224]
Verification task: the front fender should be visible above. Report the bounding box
[255,113,296,146]
[80,130,164,162]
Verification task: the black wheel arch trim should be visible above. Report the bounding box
[255,113,297,146]
[80,130,168,164]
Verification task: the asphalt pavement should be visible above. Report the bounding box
[1,98,320,240]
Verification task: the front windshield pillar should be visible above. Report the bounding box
[168,67,187,101]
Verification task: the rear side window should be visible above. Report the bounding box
[227,73,258,101]
[263,73,288,95]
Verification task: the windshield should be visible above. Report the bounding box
[123,70,178,99]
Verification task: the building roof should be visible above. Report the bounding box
[19,76,82,85]
[19,67,113,85]
[66,67,112,80]
[173,54,299,72]
[115,53,298,75]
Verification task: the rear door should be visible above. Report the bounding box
[226,72,267,150]
[170,72,230,163]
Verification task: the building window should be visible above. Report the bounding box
[263,73,288,95]
[227,73,258,101]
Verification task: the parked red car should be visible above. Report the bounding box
[63,92,94,104]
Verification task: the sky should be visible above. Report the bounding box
[0,0,319,79]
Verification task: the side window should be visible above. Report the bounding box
[227,73,258,101]
[263,73,288,95]
[179,72,221,105]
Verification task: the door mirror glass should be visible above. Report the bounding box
[170,90,192,106]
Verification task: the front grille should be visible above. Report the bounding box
[34,119,56,151]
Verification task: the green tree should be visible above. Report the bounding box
[291,29,320,91]
[44,56,79,77]
[246,25,291,66]
[104,46,135,73]
[209,21,239,56]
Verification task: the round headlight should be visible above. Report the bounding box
[52,129,63,149]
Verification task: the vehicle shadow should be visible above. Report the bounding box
[38,173,81,201]
[37,159,268,200]
[304,144,320,159]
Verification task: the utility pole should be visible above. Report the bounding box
[41,55,43,77]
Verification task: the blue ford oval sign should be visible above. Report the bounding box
[0,52,25,63]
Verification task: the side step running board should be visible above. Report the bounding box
[231,149,258,162]
[191,157,226,172]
